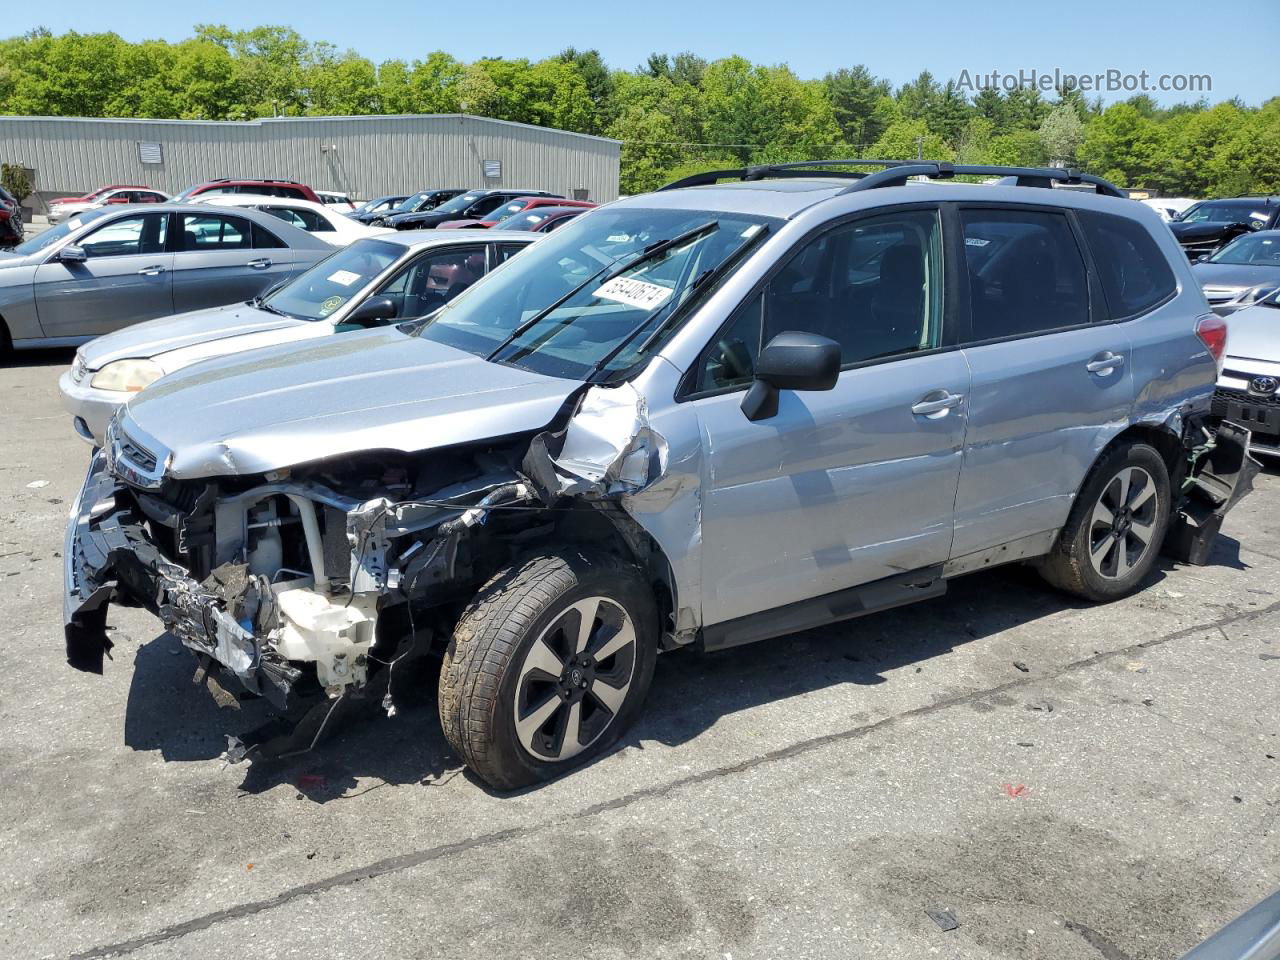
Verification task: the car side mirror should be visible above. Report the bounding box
[740,331,841,422]
[344,295,398,326]
[57,244,87,264]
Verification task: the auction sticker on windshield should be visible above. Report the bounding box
[327,269,362,287]
[595,277,673,310]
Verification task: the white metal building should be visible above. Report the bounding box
[0,114,620,209]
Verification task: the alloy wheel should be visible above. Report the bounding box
[1088,466,1160,580]
[513,596,637,762]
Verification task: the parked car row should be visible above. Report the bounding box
[55,159,1256,792]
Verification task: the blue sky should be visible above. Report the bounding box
[10,0,1278,106]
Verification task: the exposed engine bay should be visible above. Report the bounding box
[64,384,677,759]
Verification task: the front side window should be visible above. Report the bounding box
[260,238,403,320]
[79,213,168,258]
[176,213,250,251]
[418,207,775,381]
[1078,211,1176,319]
[962,209,1089,340]
[695,208,944,393]
[263,206,333,232]
[431,193,485,216]
[374,246,487,320]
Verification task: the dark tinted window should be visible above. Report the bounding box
[252,222,287,249]
[696,209,944,392]
[962,209,1089,340]
[467,195,508,217]
[494,243,527,264]
[1078,211,1176,319]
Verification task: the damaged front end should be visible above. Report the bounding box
[63,388,679,761]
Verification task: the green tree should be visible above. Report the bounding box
[1078,102,1165,186]
[870,118,951,161]
[1038,103,1086,166]
[824,65,891,148]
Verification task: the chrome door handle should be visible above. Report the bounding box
[247,258,271,269]
[137,265,166,276]
[1086,351,1125,374]
[911,390,964,417]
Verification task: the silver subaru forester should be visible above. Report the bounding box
[64,161,1256,789]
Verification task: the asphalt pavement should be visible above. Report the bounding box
[1,349,1276,960]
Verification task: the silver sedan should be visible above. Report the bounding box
[58,229,540,443]
[0,203,333,354]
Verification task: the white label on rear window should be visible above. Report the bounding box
[595,277,673,310]
[68,217,82,231]
[965,237,991,247]
[327,269,361,287]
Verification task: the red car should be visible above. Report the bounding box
[438,196,596,229]
[48,184,153,206]
[500,205,593,233]
[171,178,323,204]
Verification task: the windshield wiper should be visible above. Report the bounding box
[484,220,721,362]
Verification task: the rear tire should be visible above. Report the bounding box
[1039,440,1171,602]
[438,551,657,790]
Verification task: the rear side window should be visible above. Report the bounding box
[1077,211,1177,319]
[176,213,251,251]
[961,209,1090,341]
[252,222,286,249]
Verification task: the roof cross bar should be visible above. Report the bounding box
[658,159,915,191]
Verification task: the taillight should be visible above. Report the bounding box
[1196,314,1228,371]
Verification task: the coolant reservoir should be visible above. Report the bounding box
[273,588,377,688]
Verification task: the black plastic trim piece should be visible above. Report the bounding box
[699,565,946,652]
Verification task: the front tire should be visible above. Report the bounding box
[1039,440,1171,602]
[438,551,657,790]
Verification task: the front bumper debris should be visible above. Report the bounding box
[65,451,265,680]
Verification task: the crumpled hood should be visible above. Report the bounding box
[1224,302,1280,364]
[80,302,308,370]
[123,326,580,478]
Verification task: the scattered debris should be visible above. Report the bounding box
[1164,589,1185,599]
[1232,795,1243,803]
[1012,661,1030,673]
[1142,698,1155,707]
[1016,742,1035,748]
[1125,661,1148,673]
[246,863,254,871]
[1026,700,1054,713]
[1260,654,1280,662]
[926,908,960,932]
[1002,783,1028,798]
[24,479,49,489]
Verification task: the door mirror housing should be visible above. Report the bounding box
[740,331,841,422]
[343,295,399,326]
[57,244,87,264]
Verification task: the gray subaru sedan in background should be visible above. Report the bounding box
[0,203,333,355]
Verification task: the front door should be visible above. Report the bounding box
[33,212,173,338]
[689,206,971,626]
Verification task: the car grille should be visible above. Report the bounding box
[118,434,159,472]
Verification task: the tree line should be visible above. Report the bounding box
[2,26,1277,197]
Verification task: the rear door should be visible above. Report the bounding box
[951,204,1133,560]
[33,212,173,337]
[170,211,294,312]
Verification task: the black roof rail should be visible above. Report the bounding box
[836,162,1126,198]
[658,159,915,191]
[658,159,1125,198]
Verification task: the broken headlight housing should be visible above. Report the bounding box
[90,358,164,393]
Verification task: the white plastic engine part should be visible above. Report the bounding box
[272,587,377,689]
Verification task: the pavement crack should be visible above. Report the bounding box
[65,596,1280,960]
